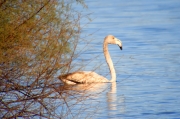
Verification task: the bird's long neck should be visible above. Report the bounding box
[103,41,116,82]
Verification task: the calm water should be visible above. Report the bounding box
[68,0,180,118]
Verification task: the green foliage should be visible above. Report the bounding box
[0,0,81,78]
[0,0,86,118]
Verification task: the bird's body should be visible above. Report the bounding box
[59,35,123,85]
[59,71,109,85]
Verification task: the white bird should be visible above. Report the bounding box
[59,35,123,84]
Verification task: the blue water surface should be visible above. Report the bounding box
[69,0,180,118]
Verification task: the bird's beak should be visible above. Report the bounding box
[119,46,122,50]
[115,37,123,50]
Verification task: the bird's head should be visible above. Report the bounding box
[105,35,123,50]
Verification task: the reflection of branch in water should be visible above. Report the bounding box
[55,83,126,118]
[107,82,126,115]
[55,83,110,118]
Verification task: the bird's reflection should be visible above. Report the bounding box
[107,82,117,110]
[56,82,126,117]
[107,82,126,115]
